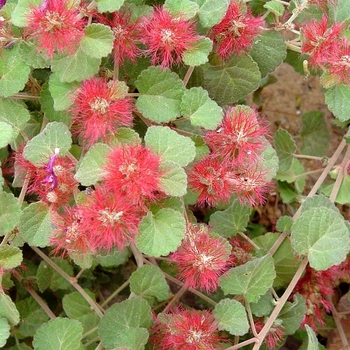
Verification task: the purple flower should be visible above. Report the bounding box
[0,0,6,9]
[42,149,59,190]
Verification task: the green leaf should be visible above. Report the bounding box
[95,247,131,267]
[325,84,350,122]
[279,294,306,335]
[250,291,274,317]
[250,31,287,78]
[18,42,50,69]
[164,0,199,19]
[214,299,249,336]
[301,325,322,350]
[159,161,188,197]
[180,86,222,130]
[325,175,350,205]
[135,66,185,123]
[263,1,285,15]
[301,194,341,214]
[98,297,152,349]
[137,208,186,257]
[51,47,101,83]
[274,129,296,171]
[129,265,170,304]
[48,74,76,111]
[0,46,30,98]
[0,246,22,269]
[276,216,293,234]
[193,0,229,27]
[18,202,52,248]
[75,143,112,186]
[203,55,261,105]
[278,181,299,204]
[254,232,299,288]
[36,258,74,292]
[0,192,22,237]
[0,122,14,148]
[330,0,350,22]
[11,0,43,27]
[23,122,72,166]
[183,37,213,66]
[0,318,10,348]
[0,99,30,139]
[62,292,99,336]
[276,158,306,193]
[145,126,196,166]
[291,207,350,270]
[209,199,252,238]
[96,0,124,12]
[300,111,330,156]
[0,293,20,326]
[112,127,141,146]
[261,141,279,181]
[219,255,276,303]
[80,24,114,59]
[33,318,83,350]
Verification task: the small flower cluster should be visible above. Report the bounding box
[188,105,271,207]
[301,15,350,86]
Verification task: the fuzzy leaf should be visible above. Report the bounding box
[159,161,187,197]
[164,0,199,19]
[135,66,185,122]
[0,192,22,237]
[325,84,350,122]
[129,265,170,304]
[330,0,350,22]
[0,293,20,326]
[145,126,196,166]
[209,199,252,238]
[0,246,23,270]
[250,31,287,78]
[219,255,276,303]
[274,129,296,171]
[291,207,350,270]
[214,299,249,336]
[0,46,30,97]
[204,55,261,105]
[18,202,52,248]
[279,294,306,335]
[75,143,112,186]
[80,24,114,59]
[98,297,152,349]
[180,86,222,130]
[11,0,43,27]
[96,0,124,13]
[0,318,10,348]
[18,42,50,69]
[137,208,186,257]
[51,47,101,83]
[193,0,230,27]
[0,99,31,139]
[261,141,279,181]
[48,74,76,111]
[276,158,306,193]
[326,175,350,205]
[303,325,321,350]
[276,216,294,234]
[263,1,285,15]
[301,194,341,214]
[0,122,14,148]
[95,248,131,267]
[33,318,83,350]
[23,122,72,166]
[300,111,330,156]
[183,37,213,66]
[250,291,274,317]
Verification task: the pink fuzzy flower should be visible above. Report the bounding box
[150,308,228,350]
[170,224,232,293]
[140,7,199,67]
[96,10,141,64]
[188,155,234,207]
[255,318,285,350]
[25,0,85,58]
[103,144,163,205]
[78,187,142,251]
[327,40,350,85]
[204,105,269,165]
[210,1,264,59]
[71,77,133,146]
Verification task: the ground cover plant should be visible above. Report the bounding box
[1,0,350,349]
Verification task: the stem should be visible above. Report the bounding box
[183,66,194,86]
[163,284,188,313]
[31,247,104,318]
[245,299,258,337]
[225,337,257,350]
[130,243,143,267]
[293,154,324,161]
[11,93,40,100]
[239,232,261,250]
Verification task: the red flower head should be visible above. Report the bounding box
[140,7,199,67]
[96,10,141,65]
[25,0,85,58]
[103,144,163,205]
[228,236,254,268]
[301,15,345,67]
[255,318,285,350]
[150,308,228,350]
[170,224,232,293]
[71,77,134,146]
[78,187,142,251]
[188,155,234,207]
[204,105,269,165]
[327,40,350,85]
[210,0,264,59]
